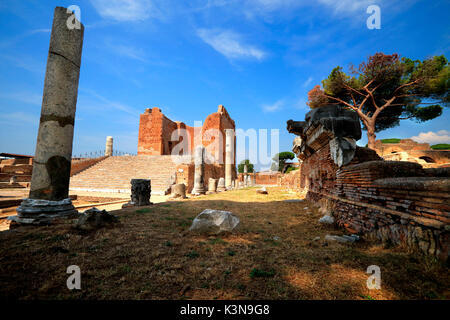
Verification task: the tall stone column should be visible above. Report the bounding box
[105,136,113,156]
[225,129,235,189]
[13,7,84,224]
[244,164,248,186]
[191,146,206,195]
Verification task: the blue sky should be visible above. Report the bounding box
[0,0,449,170]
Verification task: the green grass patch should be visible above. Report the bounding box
[120,265,131,274]
[177,221,191,227]
[250,268,275,279]
[430,143,450,150]
[136,208,152,214]
[209,238,226,245]
[263,238,280,246]
[165,241,172,247]
[359,294,376,300]
[381,138,401,144]
[186,251,200,259]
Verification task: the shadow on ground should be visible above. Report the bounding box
[0,188,448,300]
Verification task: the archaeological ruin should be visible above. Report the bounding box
[374,139,450,168]
[1,3,449,304]
[69,104,237,195]
[287,105,450,261]
[11,7,84,224]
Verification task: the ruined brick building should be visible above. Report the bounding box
[70,105,236,194]
[374,139,450,168]
[287,105,450,262]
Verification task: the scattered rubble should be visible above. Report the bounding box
[256,187,268,194]
[319,215,334,224]
[324,234,359,243]
[75,207,118,231]
[189,209,240,234]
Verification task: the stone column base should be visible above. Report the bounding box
[122,201,153,209]
[10,198,79,225]
[191,191,206,196]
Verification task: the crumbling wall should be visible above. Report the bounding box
[0,158,34,185]
[255,172,280,185]
[374,139,450,168]
[138,105,236,192]
[138,105,235,161]
[278,170,301,190]
[287,105,450,261]
[70,156,107,177]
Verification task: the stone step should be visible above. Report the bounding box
[69,155,179,192]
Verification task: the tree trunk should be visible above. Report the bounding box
[366,122,377,149]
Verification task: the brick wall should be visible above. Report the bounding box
[278,169,301,189]
[70,156,107,177]
[255,172,280,185]
[138,105,237,193]
[287,105,449,260]
[138,105,236,167]
[301,145,450,261]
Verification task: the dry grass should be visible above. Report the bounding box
[0,187,448,300]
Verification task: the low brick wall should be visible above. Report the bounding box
[302,147,450,261]
[288,104,449,261]
[278,169,301,190]
[255,172,279,185]
[70,156,107,177]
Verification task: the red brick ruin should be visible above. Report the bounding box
[287,105,449,261]
[137,105,236,193]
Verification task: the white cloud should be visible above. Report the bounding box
[294,97,308,110]
[90,0,159,21]
[108,42,148,62]
[303,76,313,88]
[30,29,51,34]
[410,130,450,145]
[0,54,45,74]
[245,0,380,17]
[197,29,266,61]
[78,88,140,116]
[249,0,299,10]
[0,112,39,125]
[317,0,379,14]
[262,99,283,112]
[0,92,42,106]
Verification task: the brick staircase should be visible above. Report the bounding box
[69,155,183,194]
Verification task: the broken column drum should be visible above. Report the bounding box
[130,179,152,206]
[192,146,206,195]
[105,136,113,156]
[217,177,226,192]
[207,178,217,194]
[225,129,235,189]
[14,7,84,224]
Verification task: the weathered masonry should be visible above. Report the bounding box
[137,105,237,193]
[287,105,450,261]
[13,7,84,224]
[70,105,237,195]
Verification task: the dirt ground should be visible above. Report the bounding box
[0,189,168,231]
[0,187,448,300]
